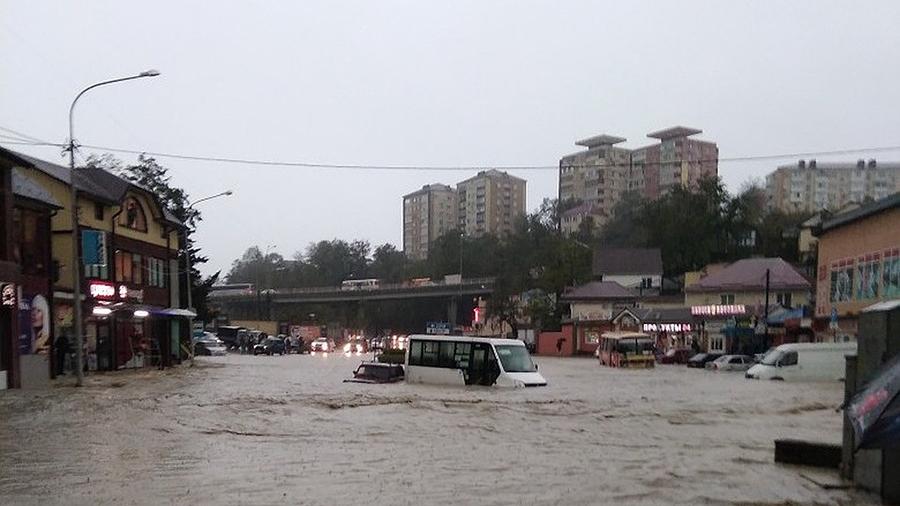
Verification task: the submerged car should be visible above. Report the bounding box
[344,362,405,384]
[658,348,695,364]
[253,337,286,355]
[709,354,755,371]
[194,337,227,356]
[687,352,722,368]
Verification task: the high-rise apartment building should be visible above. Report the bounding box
[558,126,718,229]
[457,170,526,239]
[402,184,457,260]
[765,159,900,214]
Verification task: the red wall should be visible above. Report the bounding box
[536,325,574,356]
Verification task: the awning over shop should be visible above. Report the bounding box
[767,307,809,327]
[157,308,197,318]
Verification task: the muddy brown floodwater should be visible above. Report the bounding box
[0,353,880,505]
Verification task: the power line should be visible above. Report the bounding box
[2,123,900,171]
[76,142,900,171]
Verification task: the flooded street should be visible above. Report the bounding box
[0,354,876,505]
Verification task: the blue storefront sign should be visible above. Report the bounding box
[82,230,107,266]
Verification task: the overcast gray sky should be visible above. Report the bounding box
[3,1,900,277]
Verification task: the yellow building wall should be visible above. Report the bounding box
[13,166,180,291]
[114,190,179,250]
[684,290,810,308]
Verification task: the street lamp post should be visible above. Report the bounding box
[256,244,275,320]
[68,70,160,386]
[184,191,233,365]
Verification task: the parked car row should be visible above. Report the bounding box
[666,342,859,381]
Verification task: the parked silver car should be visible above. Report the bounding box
[708,354,755,372]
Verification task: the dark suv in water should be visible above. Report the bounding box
[253,337,286,355]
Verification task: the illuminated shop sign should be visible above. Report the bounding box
[89,281,117,300]
[642,323,692,333]
[691,304,746,317]
[118,285,144,302]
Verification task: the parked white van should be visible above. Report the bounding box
[405,335,547,387]
[745,342,857,381]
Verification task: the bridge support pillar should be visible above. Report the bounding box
[448,297,458,331]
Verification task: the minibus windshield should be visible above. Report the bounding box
[495,345,536,373]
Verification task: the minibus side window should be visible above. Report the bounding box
[422,341,440,366]
[409,340,423,366]
[439,341,456,367]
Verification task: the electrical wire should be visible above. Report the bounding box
[2,123,900,171]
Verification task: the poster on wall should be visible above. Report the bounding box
[830,263,854,303]
[884,250,900,298]
[18,293,51,355]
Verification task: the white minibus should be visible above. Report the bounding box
[405,335,547,387]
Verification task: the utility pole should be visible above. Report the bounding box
[763,268,771,350]
[184,191,232,365]
[67,70,159,386]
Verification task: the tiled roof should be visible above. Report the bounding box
[684,258,810,293]
[593,248,663,276]
[561,281,637,300]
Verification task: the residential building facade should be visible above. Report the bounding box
[766,159,900,214]
[560,202,606,236]
[559,126,718,228]
[402,184,457,260]
[457,170,525,239]
[593,247,663,296]
[813,193,900,341]
[685,258,812,354]
[560,280,638,355]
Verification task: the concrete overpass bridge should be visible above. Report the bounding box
[209,277,496,330]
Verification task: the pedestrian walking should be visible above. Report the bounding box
[556,337,564,356]
[55,332,69,376]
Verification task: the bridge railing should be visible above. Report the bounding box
[209,277,496,299]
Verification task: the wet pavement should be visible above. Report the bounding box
[0,353,879,505]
